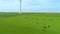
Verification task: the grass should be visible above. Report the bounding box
[0,13,60,34]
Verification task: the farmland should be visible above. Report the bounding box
[0,12,60,34]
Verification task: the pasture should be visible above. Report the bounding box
[0,12,60,34]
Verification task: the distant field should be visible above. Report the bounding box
[0,12,60,34]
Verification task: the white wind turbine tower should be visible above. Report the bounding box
[19,0,22,14]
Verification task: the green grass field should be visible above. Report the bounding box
[0,13,60,34]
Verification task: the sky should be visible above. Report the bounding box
[0,0,60,12]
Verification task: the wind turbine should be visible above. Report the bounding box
[19,0,22,14]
